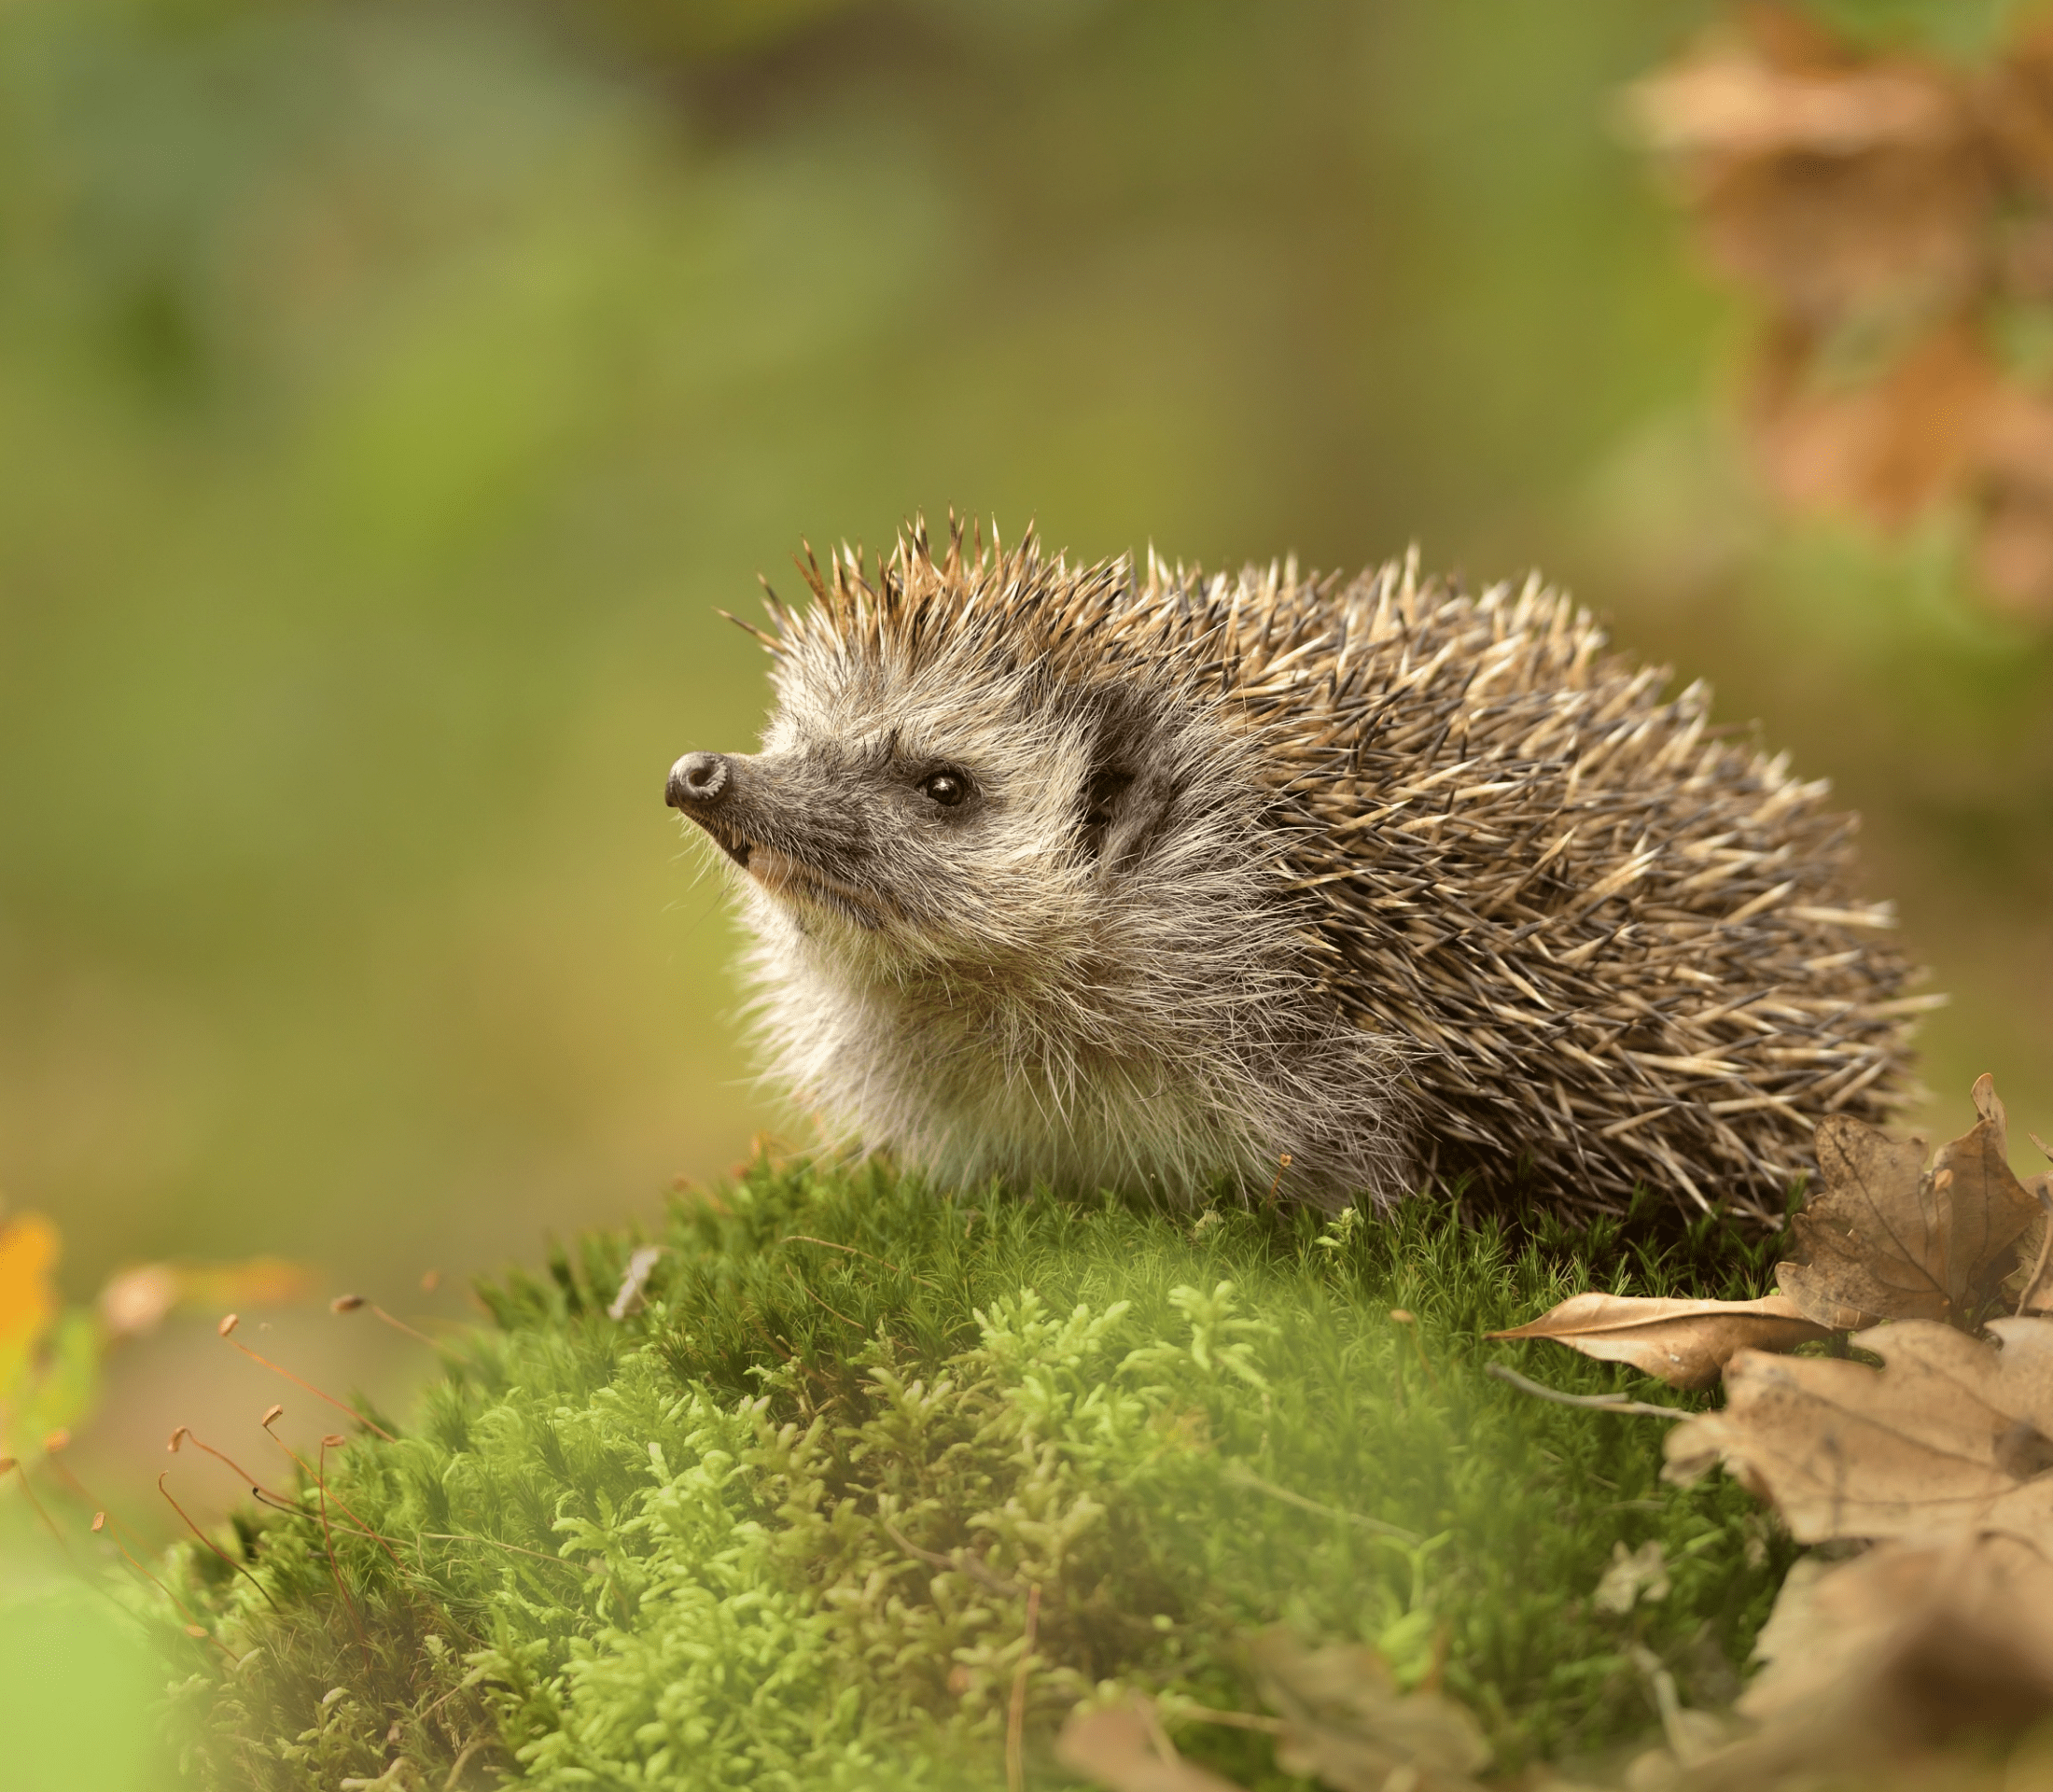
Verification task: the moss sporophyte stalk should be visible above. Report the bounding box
[159,1158,1789,1790]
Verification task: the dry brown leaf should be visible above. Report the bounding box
[1488,1291,1833,1391]
[1753,320,2000,529]
[1986,21,2053,197]
[1663,1316,2053,1553]
[1777,1073,2040,1331]
[1592,1539,1670,1616]
[1626,21,1983,329]
[1673,1535,2053,1789]
[1249,1630,1489,1792]
[1620,10,2053,627]
[1054,1701,1249,1792]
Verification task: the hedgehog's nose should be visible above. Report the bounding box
[666,751,731,809]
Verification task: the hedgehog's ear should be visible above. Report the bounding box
[1081,759,1173,870]
[1082,697,1174,869]
[1099,768,1175,871]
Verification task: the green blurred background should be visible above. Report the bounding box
[4,0,2052,1536]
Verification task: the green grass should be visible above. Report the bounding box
[162,1160,1795,1789]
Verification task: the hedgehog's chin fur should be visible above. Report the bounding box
[725,828,1418,1211]
[742,847,888,929]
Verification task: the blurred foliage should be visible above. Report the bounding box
[0,1582,169,1792]
[0,1210,100,1461]
[0,0,2047,1315]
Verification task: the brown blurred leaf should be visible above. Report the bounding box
[1777,1074,2040,1330]
[1663,1316,2053,1552]
[1627,48,1958,158]
[1985,21,2053,197]
[1054,1702,1248,1792]
[1250,1630,1489,1792]
[1488,1291,1833,1391]
[1626,22,1982,328]
[1753,320,2000,529]
[1677,1535,2053,1788]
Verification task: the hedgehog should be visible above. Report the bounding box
[663,519,1930,1226]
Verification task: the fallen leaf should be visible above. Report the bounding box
[1664,1316,2053,1555]
[1593,1540,1671,1616]
[1626,28,1982,329]
[1777,1074,2040,1330]
[1620,10,2053,629]
[1676,1535,2053,1787]
[1752,319,2000,529]
[1488,1291,1833,1391]
[1250,1629,1489,1792]
[1054,1701,1248,1792]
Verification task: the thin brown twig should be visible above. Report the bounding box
[1221,1463,1422,1544]
[880,1516,1026,1597]
[170,1425,295,1505]
[38,1434,98,1507]
[317,1435,372,1672]
[1159,1699,1289,1736]
[418,1533,585,1574]
[90,1513,230,1654]
[779,1235,939,1288]
[218,1315,396,1440]
[1138,1697,1183,1764]
[159,1472,281,1610]
[1,1456,70,1555]
[1006,1581,1041,1792]
[334,1294,459,1355]
[442,1736,488,1790]
[785,1262,863,1331]
[262,1411,406,1572]
[1485,1361,1683,1419]
[371,1301,457,1352]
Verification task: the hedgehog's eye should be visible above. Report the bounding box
[919,770,969,807]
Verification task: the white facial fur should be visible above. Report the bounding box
[696,616,1414,1205]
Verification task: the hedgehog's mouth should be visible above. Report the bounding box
[695,820,752,871]
[747,846,883,926]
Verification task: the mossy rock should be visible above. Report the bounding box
[165,1161,1794,1789]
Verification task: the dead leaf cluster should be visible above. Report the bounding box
[1068,1075,2053,1792]
[1055,1630,1488,1792]
[1486,1073,2053,1784]
[1626,7,2053,616]
[1491,1072,2049,1392]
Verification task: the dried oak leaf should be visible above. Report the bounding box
[1250,1629,1489,1792]
[1624,21,1984,328]
[1055,1701,1248,1792]
[1663,1316,2053,1554]
[1488,1291,1832,1391]
[1777,1073,2040,1331]
[1676,1535,2053,1788]
[1753,318,2001,530]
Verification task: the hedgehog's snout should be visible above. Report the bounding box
[666,751,732,810]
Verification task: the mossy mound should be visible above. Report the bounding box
[166,1162,1794,1789]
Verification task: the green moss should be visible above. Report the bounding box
[165,1162,1794,1789]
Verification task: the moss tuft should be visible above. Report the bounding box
[167,1161,1793,1788]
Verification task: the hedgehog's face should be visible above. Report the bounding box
[665,645,1184,974]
